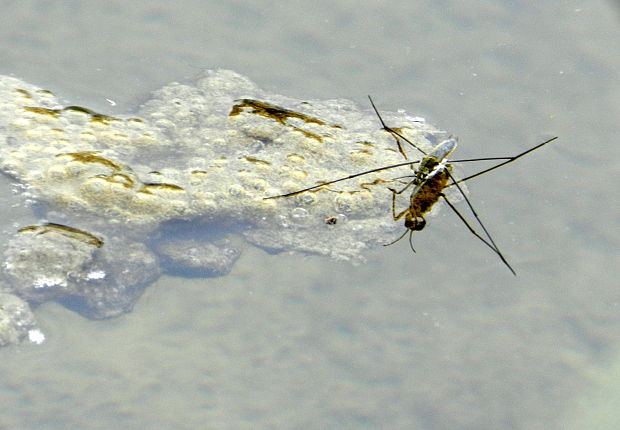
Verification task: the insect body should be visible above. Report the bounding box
[391,156,452,233]
[366,97,557,275]
[265,98,557,275]
[383,137,456,235]
[383,143,515,275]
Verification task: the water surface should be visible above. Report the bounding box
[0,1,618,429]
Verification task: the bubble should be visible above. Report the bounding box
[291,207,308,219]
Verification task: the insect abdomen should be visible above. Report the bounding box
[410,165,451,216]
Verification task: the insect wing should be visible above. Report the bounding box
[428,137,458,162]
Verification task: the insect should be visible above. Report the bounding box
[265,97,558,275]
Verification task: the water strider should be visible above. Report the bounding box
[266,97,558,275]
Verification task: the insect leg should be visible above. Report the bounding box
[264,160,420,200]
[450,136,558,185]
[368,96,428,158]
[393,178,417,195]
[440,193,516,276]
[388,188,409,221]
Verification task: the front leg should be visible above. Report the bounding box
[388,187,409,221]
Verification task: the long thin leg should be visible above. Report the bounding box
[446,168,513,272]
[441,193,516,276]
[451,156,519,163]
[264,159,420,199]
[368,95,428,158]
[436,136,557,273]
[450,136,558,185]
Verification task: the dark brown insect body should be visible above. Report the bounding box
[394,163,452,232]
